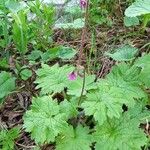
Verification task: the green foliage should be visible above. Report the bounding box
[93,105,148,150]
[41,46,77,62]
[0,0,10,48]
[2,0,28,54]
[12,11,28,54]
[0,58,9,69]
[58,46,77,59]
[60,98,78,120]
[28,0,55,49]
[0,72,16,104]
[23,96,68,144]
[55,2,83,29]
[35,64,74,95]
[20,68,32,81]
[135,54,150,88]
[0,127,20,150]
[1,1,150,149]
[124,16,140,27]
[125,0,150,28]
[82,62,147,125]
[28,50,43,61]
[55,18,85,29]
[67,75,96,97]
[125,0,150,17]
[89,0,115,26]
[23,51,150,149]
[40,48,59,62]
[106,63,147,103]
[105,45,138,61]
[81,87,125,125]
[56,125,92,150]
[5,1,26,13]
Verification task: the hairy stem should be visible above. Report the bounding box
[78,0,89,105]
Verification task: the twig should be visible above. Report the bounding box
[15,142,36,149]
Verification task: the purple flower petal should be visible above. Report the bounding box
[68,72,77,80]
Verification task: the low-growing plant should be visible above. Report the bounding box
[0,0,150,149]
[5,0,28,54]
[23,45,150,149]
[89,0,116,26]
[125,0,150,29]
[0,0,10,49]
[28,0,55,49]
[0,127,20,150]
[12,11,28,54]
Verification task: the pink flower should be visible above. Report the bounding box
[68,72,77,80]
[80,0,87,9]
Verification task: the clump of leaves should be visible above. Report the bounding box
[89,0,115,26]
[81,62,147,125]
[28,0,55,49]
[125,0,150,28]
[125,0,150,17]
[0,72,16,104]
[24,47,150,149]
[0,127,20,150]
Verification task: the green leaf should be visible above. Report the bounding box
[0,127,20,150]
[65,6,82,15]
[82,63,147,125]
[125,0,150,17]
[12,11,28,54]
[55,18,85,29]
[67,75,97,97]
[93,106,148,150]
[35,64,74,95]
[0,72,16,104]
[56,125,92,150]
[81,85,126,125]
[124,16,139,27]
[106,63,147,105]
[105,45,138,61]
[58,46,77,59]
[106,63,141,85]
[60,98,78,120]
[20,69,32,81]
[134,54,150,88]
[5,1,26,13]
[23,96,68,144]
[0,58,9,69]
[28,50,43,61]
[41,46,77,61]
[41,47,60,62]
[71,18,85,29]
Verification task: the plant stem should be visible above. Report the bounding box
[78,0,89,105]
[78,68,86,105]
[2,0,9,48]
[77,0,89,67]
